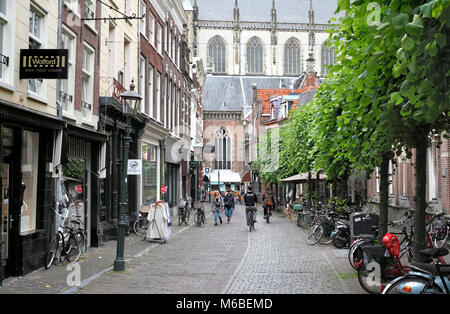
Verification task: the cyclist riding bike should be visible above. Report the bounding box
[244,185,258,226]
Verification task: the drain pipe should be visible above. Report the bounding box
[54,0,64,232]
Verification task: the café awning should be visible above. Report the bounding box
[210,170,242,184]
[281,172,327,183]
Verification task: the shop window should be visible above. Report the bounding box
[20,131,39,235]
[142,143,157,205]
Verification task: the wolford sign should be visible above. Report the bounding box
[20,49,68,79]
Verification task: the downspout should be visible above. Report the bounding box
[54,0,63,232]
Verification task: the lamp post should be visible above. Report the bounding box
[114,80,142,272]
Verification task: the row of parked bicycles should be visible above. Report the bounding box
[133,199,208,237]
[295,201,450,294]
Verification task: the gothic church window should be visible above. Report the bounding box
[214,128,232,170]
[321,45,336,75]
[246,37,264,74]
[207,36,226,74]
[284,38,301,75]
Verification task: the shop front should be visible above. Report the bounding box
[140,121,168,208]
[59,124,107,249]
[0,101,65,277]
[99,96,148,243]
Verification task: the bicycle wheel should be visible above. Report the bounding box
[383,276,443,294]
[349,240,365,270]
[45,234,59,269]
[65,234,81,263]
[134,217,150,237]
[434,226,449,248]
[306,225,323,245]
[178,213,184,226]
[357,261,389,294]
[185,209,191,225]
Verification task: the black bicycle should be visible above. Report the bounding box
[178,201,191,226]
[45,208,82,269]
[193,201,206,228]
[247,207,257,232]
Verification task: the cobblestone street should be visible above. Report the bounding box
[70,205,363,294]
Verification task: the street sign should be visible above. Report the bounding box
[127,159,142,175]
[161,185,167,193]
[204,167,210,174]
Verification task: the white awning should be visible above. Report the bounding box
[210,170,242,184]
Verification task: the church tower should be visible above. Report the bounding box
[270,0,278,69]
[192,0,199,57]
[306,0,316,73]
[233,0,241,74]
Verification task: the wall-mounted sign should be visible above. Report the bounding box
[20,49,68,79]
[127,159,142,175]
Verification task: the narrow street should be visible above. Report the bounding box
[68,205,363,294]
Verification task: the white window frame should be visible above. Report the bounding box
[156,23,163,55]
[64,0,80,17]
[61,26,77,117]
[139,0,146,37]
[139,55,146,115]
[84,0,96,31]
[81,42,95,123]
[0,0,15,89]
[156,72,161,122]
[148,11,155,47]
[28,3,48,101]
[148,63,154,118]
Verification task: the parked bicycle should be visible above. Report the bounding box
[178,199,190,226]
[193,201,206,228]
[382,247,450,294]
[45,207,82,269]
[134,204,151,237]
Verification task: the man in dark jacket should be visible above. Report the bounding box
[223,189,235,223]
[244,185,258,225]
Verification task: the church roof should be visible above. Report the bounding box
[202,75,295,111]
[194,0,341,24]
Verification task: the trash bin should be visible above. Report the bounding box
[350,212,379,241]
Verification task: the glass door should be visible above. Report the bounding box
[1,162,9,263]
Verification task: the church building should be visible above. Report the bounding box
[185,0,339,193]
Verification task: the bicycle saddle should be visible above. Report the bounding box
[420,247,449,258]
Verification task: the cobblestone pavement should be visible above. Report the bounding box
[0,204,365,294]
[75,205,364,294]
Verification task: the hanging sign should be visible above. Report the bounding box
[20,49,69,79]
[161,185,167,194]
[127,159,142,175]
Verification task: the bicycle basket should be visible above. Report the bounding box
[382,233,400,257]
[362,245,390,268]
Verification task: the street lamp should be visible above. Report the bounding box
[114,80,142,272]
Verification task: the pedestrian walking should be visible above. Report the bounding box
[211,190,224,225]
[223,189,235,223]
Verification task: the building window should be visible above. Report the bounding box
[28,4,46,97]
[148,11,155,45]
[156,72,161,121]
[148,63,154,118]
[139,0,146,36]
[142,143,157,205]
[284,38,301,75]
[61,27,76,115]
[81,43,94,121]
[139,55,146,115]
[321,45,336,76]
[246,37,264,74]
[84,0,95,29]
[0,0,13,84]
[207,36,226,74]
[21,130,39,235]
[214,128,232,170]
[156,23,162,55]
